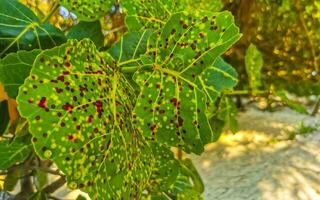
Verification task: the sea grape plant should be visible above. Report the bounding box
[0,0,241,199]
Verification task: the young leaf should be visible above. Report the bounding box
[275,90,309,114]
[67,21,104,48]
[197,57,238,103]
[0,50,41,98]
[216,96,238,133]
[17,39,153,199]
[3,167,22,191]
[132,11,241,154]
[245,43,263,91]
[108,30,153,66]
[0,100,10,136]
[60,0,113,21]
[121,0,179,31]
[0,0,66,57]
[0,136,32,170]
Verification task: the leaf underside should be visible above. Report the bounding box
[132,11,241,154]
[17,39,153,199]
[0,136,32,170]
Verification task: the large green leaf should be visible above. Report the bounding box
[17,39,153,199]
[60,0,113,21]
[0,136,32,170]
[132,11,241,154]
[197,57,238,103]
[0,100,10,136]
[108,30,153,67]
[121,0,179,31]
[0,0,66,57]
[245,43,263,91]
[67,21,104,48]
[0,50,41,98]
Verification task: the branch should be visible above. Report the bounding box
[43,177,66,194]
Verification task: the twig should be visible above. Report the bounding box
[43,177,66,194]
[311,96,320,116]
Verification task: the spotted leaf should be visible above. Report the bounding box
[17,39,153,199]
[0,0,66,57]
[132,12,240,154]
[197,57,238,103]
[60,0,113,21]
[121,0,179,31]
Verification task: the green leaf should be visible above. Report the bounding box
[17,39,153,199]
[61,0,113,21]
[197,57,238,103]
[4,167,22,191]
[216,96,238,133]
[76,194,87,200]
[147,144,180,192]
[181,0,224,12]
[108,30,153,67]
[0,100,10,136]
[28,191,47,200]
[0,50,41,98]
[245,43,263,91]
[67,21,104,48]
[121,0,179,31]
[132,11,241,154]
[0,136,32,170]
[0,0,66,57]
[275,90,309,114]
[36,170,48,190]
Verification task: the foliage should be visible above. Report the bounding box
[0,0,241,199]
[0,0,317,199]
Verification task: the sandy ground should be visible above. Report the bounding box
[189,107,320,200]
[3,107,319,200]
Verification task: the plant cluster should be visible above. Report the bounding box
[0,0,242,199]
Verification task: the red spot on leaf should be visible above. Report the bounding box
[38,97,47,109]
[62,103,73,112]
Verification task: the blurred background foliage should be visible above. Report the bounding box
[222,0,320,96]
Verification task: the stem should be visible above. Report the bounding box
[43,177,66,194]
[41,2,60,24]
[311,95,320,116]
[177,149,183,160]
[224,90,268,95]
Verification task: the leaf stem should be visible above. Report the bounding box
[41,2,60,24]
[311,95,320,116]
[43,177,66,194]
[224,90,268,96]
